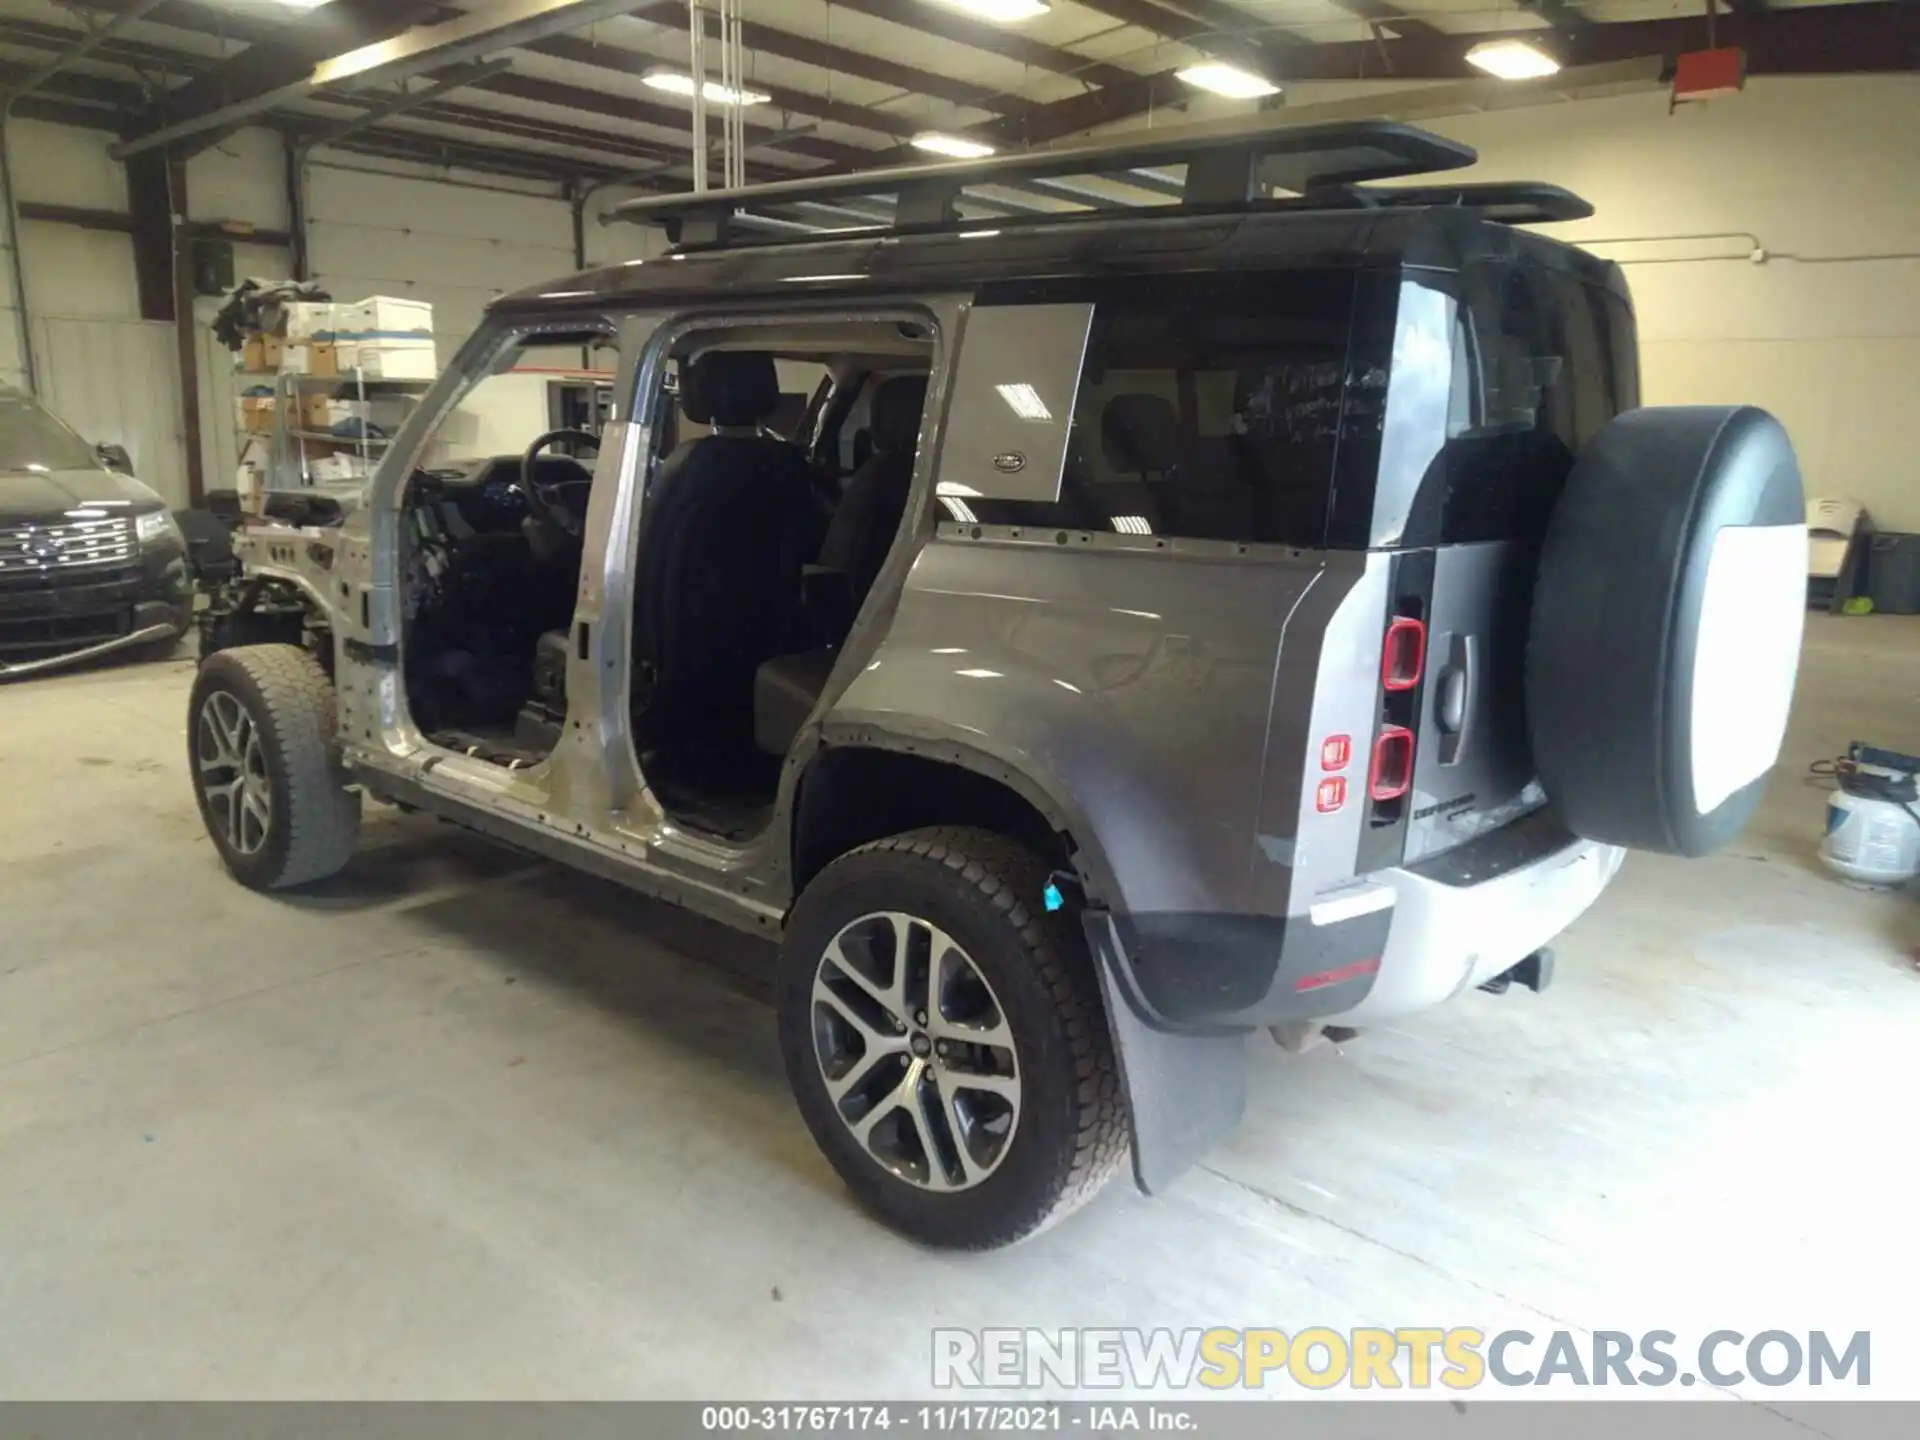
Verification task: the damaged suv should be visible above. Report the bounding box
[185,120,1807,1249]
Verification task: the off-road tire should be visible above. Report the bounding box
[779,826,1129,1249]
[188,644,360,891]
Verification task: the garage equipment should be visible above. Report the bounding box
[1818,743,1920,887]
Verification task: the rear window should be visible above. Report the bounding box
[1442,264,1635,543]
[955,271,1357,547]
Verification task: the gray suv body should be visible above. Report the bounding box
[185,121,1807,1248]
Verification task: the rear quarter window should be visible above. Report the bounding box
[955,271,1358,548]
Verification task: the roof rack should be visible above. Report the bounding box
[607,118,1479,249]
[1355,181,1594,225]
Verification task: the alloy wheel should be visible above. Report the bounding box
[196,690,272,856]
[810,911,1022,1191]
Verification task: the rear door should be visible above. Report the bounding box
[1367,258,1639,864]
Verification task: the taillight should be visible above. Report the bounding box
[1321,735,1351,771]
[1382,617,1426,693]
[1370,726,1415,802]
[1316,776,1347,813]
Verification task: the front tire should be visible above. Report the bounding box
[188,644,360,891]
[779,827,1128,1249]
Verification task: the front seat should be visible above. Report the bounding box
[818,374,927,619]
[753,373,928,758]
[632,350,820,756]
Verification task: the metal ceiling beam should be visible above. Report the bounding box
[294,59,518,155]
[113,0,661,160]
[466,71,873,168]
[527,31,925,140]
[0,15,812,184]
[825,0,1140,88]
[113,0,440,158]
[0,0,169,109]
[638,6,1018,114]
[971,0,1920,145]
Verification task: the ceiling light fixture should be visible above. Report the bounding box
[1175,62,1280,100]
[932,0,1050,22]
[1464,38,1562,81]
[641,70,771,106]
[911,133,997,160]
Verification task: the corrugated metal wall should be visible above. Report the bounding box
[33,315,187,508]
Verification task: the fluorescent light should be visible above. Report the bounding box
[270,1,335,10]
[912,133,996,160]
[1175,62,1279,100]
[1110,514,1154,535]
[994,382,1052,421]
[642,70,770,106]
[955,669,1004,680]
[781,273,866,283]
[939,497,978,523]
[932,0,1049,21]
[959,228,1001,239]
[1465,38,1561,81]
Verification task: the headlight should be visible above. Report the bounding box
[135,510,183,547]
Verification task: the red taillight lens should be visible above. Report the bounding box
[1382,617,1426,693]
[1370,726,1415,801]
[1321,735,1351,772]
[1316,776,1347,813]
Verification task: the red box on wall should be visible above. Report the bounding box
[1673,46,1746,101]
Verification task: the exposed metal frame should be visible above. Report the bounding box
[112,0,660,160]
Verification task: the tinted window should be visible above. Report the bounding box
[1431,264,1634,544]
[955,272,1358,546]
[0,387,99,474]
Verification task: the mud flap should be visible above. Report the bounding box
[1083,913,1247,1195]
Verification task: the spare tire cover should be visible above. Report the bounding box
[1528,406,1805,857]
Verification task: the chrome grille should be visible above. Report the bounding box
[0,515,137,573]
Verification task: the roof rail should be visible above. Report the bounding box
[606,118,1479,249]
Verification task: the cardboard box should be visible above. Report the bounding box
[339,295,433,338]
[300,396,368,432]
[281,340,341,378]
[338,339,438,381]
[274,301,336,341]
[238,333,285,373]
[239,395,277,435]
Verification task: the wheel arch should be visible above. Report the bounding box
[791,733,1118,908]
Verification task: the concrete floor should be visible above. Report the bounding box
[2,615,1917,1401]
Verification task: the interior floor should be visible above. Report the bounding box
[2,615,1912,1398]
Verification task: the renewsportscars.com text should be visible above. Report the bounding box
[932,1328,1871,1391]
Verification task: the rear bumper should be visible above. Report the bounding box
[1319,835,1625,1025]
[1101,816,1624,1031]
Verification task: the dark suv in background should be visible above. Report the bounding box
[0,385,191,679]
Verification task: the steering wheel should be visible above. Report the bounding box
[519,428,600,538]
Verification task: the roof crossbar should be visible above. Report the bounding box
[607,118,1479,248]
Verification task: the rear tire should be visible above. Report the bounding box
[188,644,360,891]
[779,826,1128,1249]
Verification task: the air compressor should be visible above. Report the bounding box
[1818,742,1920,887]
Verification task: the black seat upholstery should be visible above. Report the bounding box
[750,373,928,759]
[633,350,820,753]
[819,374,927,613]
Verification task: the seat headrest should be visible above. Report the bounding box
[1101,393,1179,474]
[871,374,928,456]
[683,350,780,428]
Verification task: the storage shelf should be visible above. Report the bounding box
[283,373,433,390]
[288,430,393,447]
